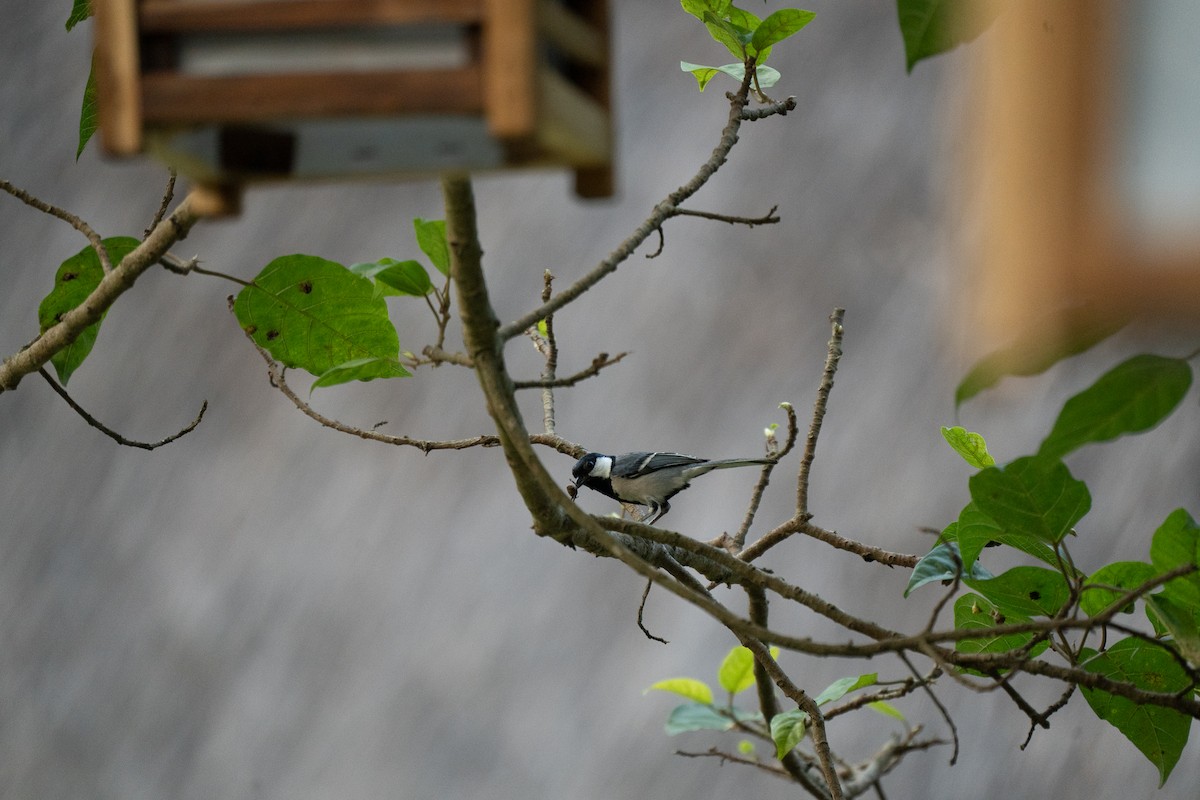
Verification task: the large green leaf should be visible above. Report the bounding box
[953,593,1049,666]
[1080,561,1158,617]
[349,258,433,297]
[37,237,140,385]
[964,566,1069,618]
[1080,639,1192,786]
[233,254,410,387]
[954,309,1125,407]
[969,456,1090,546]
[1039,355,1192,459]
[1149,509,1200,609]
[663,702,761,735]
[770,708,808,759]
[703,10,754,59]
[680,61,780,91]
[750,8,816,58]
[896,0,1002,72]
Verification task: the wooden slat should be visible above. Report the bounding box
[94,0,144,154]
[140,0,484,32]
[562,0,611,196]
[537,0,605,68]
[141,67,484,123]
[483,0,536,138]
[536,66,609,165]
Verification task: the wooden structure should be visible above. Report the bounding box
[967,0,1200,345]
[92,0,613,214]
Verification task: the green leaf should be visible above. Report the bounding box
[750,8,816,56]
[1080,561,1158,617]
[896,0,1003,73]
[940,425,995,468]
[349,258,433,297]
[969,456,1090,546]
[232,254,408,387]
[65,0,92,30]
[664,703,731,734]
[680,0,730,22]
[680,61,723,91]
[869,701,906,720]
[904,541,993,597]
[311,357,410,390]
[76,59,98,160]
[663,703,761,735]
[717,646,757,695]
[769,709,808,759]
[37,237,140,385]
[1038,355,1192,459]
[1150,509,1200,609]
[1080,639,1192,786]
[814,673,877,706]
[953,594,1049,666]
[954,309,1126,407]
[703,11,753,59]
[646,677,714,706]
[413,218,450,276]
[1144,594,1200,666]
[954,502,1061,572]
[964,566,1070,618]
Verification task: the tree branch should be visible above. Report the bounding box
[1,178,111,272]
[0,192,202,392]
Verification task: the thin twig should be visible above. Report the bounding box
[741,96,798,120]
[675,748,793,781]
[144,169,177,239]
[898,652,958,766]
[798,308,845,515]
[732,402,799,550]
[1,178,111,273]
[636,579,669,643]
[513,351,630,389]
[667,205,780,226]
[497,65,758,341]
[40,368,207,450]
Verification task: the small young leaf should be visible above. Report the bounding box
[969,456,1090,546]
[904,541,992,597]
[37,237,140,385]
[717,646,758,695]
[964,566,1070,618]
[896,0,1002,73]
[682,61,781,91]
[77,60,98,160]
[1080,639,1192,786]
[813,673,877,706]
[413,218,450,276]
[750,8,816,55]
[1079,561,1158,617]
[1038,355,1192,459]
[703,11,753,59]
[663,703,734,735]
[869,701,906,720]
[65,0,92,30]
[680,0,730,22]
[680,61,722,91]
[940,425,995,468]
[1144,594,1200,666]
[736,739,755,755]
[233,254,408,386]
[646,677,714,706]
[349,258,433,297]
[769,709,808,759]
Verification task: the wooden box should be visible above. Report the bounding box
[92,0,613,210]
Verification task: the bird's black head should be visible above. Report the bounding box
[572,452,602,485]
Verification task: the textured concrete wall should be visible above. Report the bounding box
[2,2,1197,798]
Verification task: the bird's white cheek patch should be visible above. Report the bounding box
[591,456,613,478]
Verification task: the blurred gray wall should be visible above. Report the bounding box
[2,2,1198,799]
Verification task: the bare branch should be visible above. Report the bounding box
[798,308,845,515]
[144,169,177,239]
[741,96,799,120]
[636,579,669,644]
[497,66,758,341]
[1,177,111,272]
[512,351,629,389]
[667,205,780,227]
[39,368,207,450]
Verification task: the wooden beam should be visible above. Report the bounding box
[93,0,143,154]
[483,0,537,139]
[141,68,484,124]
[140,0,484,32]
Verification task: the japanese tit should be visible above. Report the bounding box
[571,451,773,524]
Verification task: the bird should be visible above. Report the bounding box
[571,451,774,524]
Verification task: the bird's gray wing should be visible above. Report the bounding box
[612,452,706,477]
